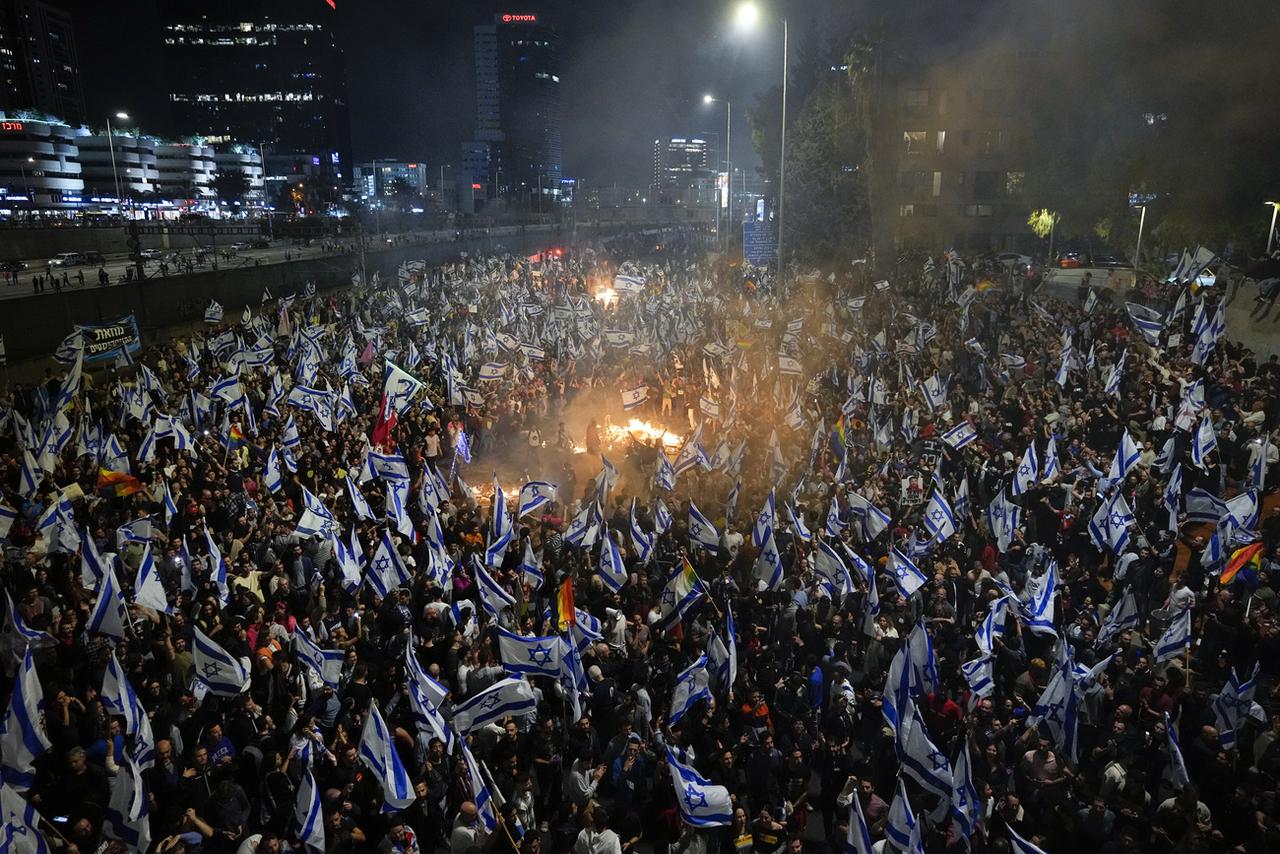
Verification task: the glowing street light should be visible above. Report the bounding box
[106,111,133,212]
[730,1,787,275]
[704,94,733,252]
[1266,201,1279,257]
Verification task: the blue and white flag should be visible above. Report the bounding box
[1095,589,1140,649]
[654,454,677,491]
[344,475,374,521]
[1212,664,1267,750]
[1192,413,1217,469]
[451,677,537,735]
[0,781,51,853]
[1164,711,1190,790]
[846,782,875,854]
[102,651,155,770]
[1022,561,1058,637]
[519,539,545,589]
[1041,436,1060,481]
[1126,301,1165,345]
[192,626,250,696]
[669,654,712,726]
[564,500,602,549]
[517,480,557,519]
[952,742,980,839]
[365,449,410,482]
[1154,608,1192,662]
[404,639,455,753]
[785,501,812,543]
[923,490,957,542]
[598,528,630,593]
[621,385,649,410]
[942,420,978,449]
[653,498,673,535]
[665,747,732,827]
[133,544,171,615]
[1008,826,1050,854]
[887,547,928,598]
[497,628,561,678]
[1031,646,1080,761]
[293,767,325,854]
[656,559,706,630]
[203,525,230,606]
[204,300,223,323]
[885,777,917,851]
[687,502,720,553]
[474,556,516,618]
[752,491,776,548]
[367,530,410,598]
[460,739,498,832]
[294,631,343,689]
[629,498,655,564]
[1012,444,1039,495]
[1,649,50,792]
[87,565,128,640]
[357,703,415,812]
[102,753,150,852]
[1089,491,1134,555]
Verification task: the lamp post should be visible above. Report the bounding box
[704,94,732,252]
[106,112,129,215]
[1133,204,1147,268]
[1266,201,1279,257]
[734,1,787,275]
[17,156,32,220]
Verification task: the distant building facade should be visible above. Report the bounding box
[0,0,85,125]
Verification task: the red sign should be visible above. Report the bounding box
[0,121,25,132]
[471,183,483,190]
[501,13,537,22]
[325,0,336,8]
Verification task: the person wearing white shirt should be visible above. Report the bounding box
[573,808,622,854]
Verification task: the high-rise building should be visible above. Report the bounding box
[160,0,351,179]
[462,12,561,200]
[352,160,429,202]
[0,0,85,125]
[652,137,710,200]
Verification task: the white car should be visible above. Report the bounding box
[996,252,1035,269]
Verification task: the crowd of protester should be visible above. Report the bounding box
[1,230,1278,854]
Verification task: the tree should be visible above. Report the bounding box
[213,171,251,204]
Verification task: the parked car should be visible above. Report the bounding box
[0,260,27,273]
[139,249,163,259]
[1090,252,1132,268]
[250,238,271,249]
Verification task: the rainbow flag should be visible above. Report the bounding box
[224,423,247,449]
[556,577,576,631]
[1221,542,1263,586]
[97,468,145,498]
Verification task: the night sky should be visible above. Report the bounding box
[62,0,853,185]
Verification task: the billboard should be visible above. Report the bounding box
[79,315,142,362]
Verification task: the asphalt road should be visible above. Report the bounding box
[0,232,453,298]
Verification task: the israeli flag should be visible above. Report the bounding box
[115,514,152,547]
[1192,413,1217,469]
[404,638,455,753]
[752,491,776,548]
[922,373,949,413]
[102,651,155,770]
[942,420,978,449]
[599,528,629,592]
[1011,443,1039,496]
[614,273,646,293]
[669,654,712,726]
[204,300,223,323]
[887,547,928,598]
[19,450,44,497]
[293,767,325,854]
[922,490,957,542]
[192,626,250,695]
[203,525,230,606]
[952,741,980,839]
[665,747,732,827]
[1089,491,1134,555]
[1163,711,1190,790]
[1126,301,1166,345]
[753,531,785,591]
[653,498,673,535]
[1212,664,1267,749]
[519,539,545,589]
[1022,560,1058,637]
[478,362,506,381]
[786,501,812,543]
[295,631,343,689]
[451,677,537,736]
[0,781,51,853]
[497,627,562,678]
[133,544,171,615]
[687,502,720,553]
[1154,608,1193,662]
[845,780,875,854]
[474,556,516,618]
[1095,589,1140,648]
[1008,826,1051,854]
[621,385,649,410]
[87,565,128,640]
[653,454,677,491]
[517,480,557,519]
[259,447,282,494]
[1104,349,1127,398]
[1041,436,1060,482]
[1,649,51,792]
[460,740,499,832]
[366,449,410,482]
[884,777,917,850]
[629,498,655,564]
[357,703,415,812]
[777,355,802,376]
[565,500,602,549]
[1106,430,1142,484]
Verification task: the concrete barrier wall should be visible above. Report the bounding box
[0,222,658,363]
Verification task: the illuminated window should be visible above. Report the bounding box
[935,130,945,154]
[902,131,926,154]
[1005,171,1024,197]
[899,204,914,217]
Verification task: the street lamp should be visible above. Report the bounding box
[17,156,33,219]
[106,111,130,215]
[704,94,732,252]
[1266,201,1279,257]
[1133,204,1147,268]
[733,1,787,275]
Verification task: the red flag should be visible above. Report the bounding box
[370,393,397,447]
[358,341,375,366]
